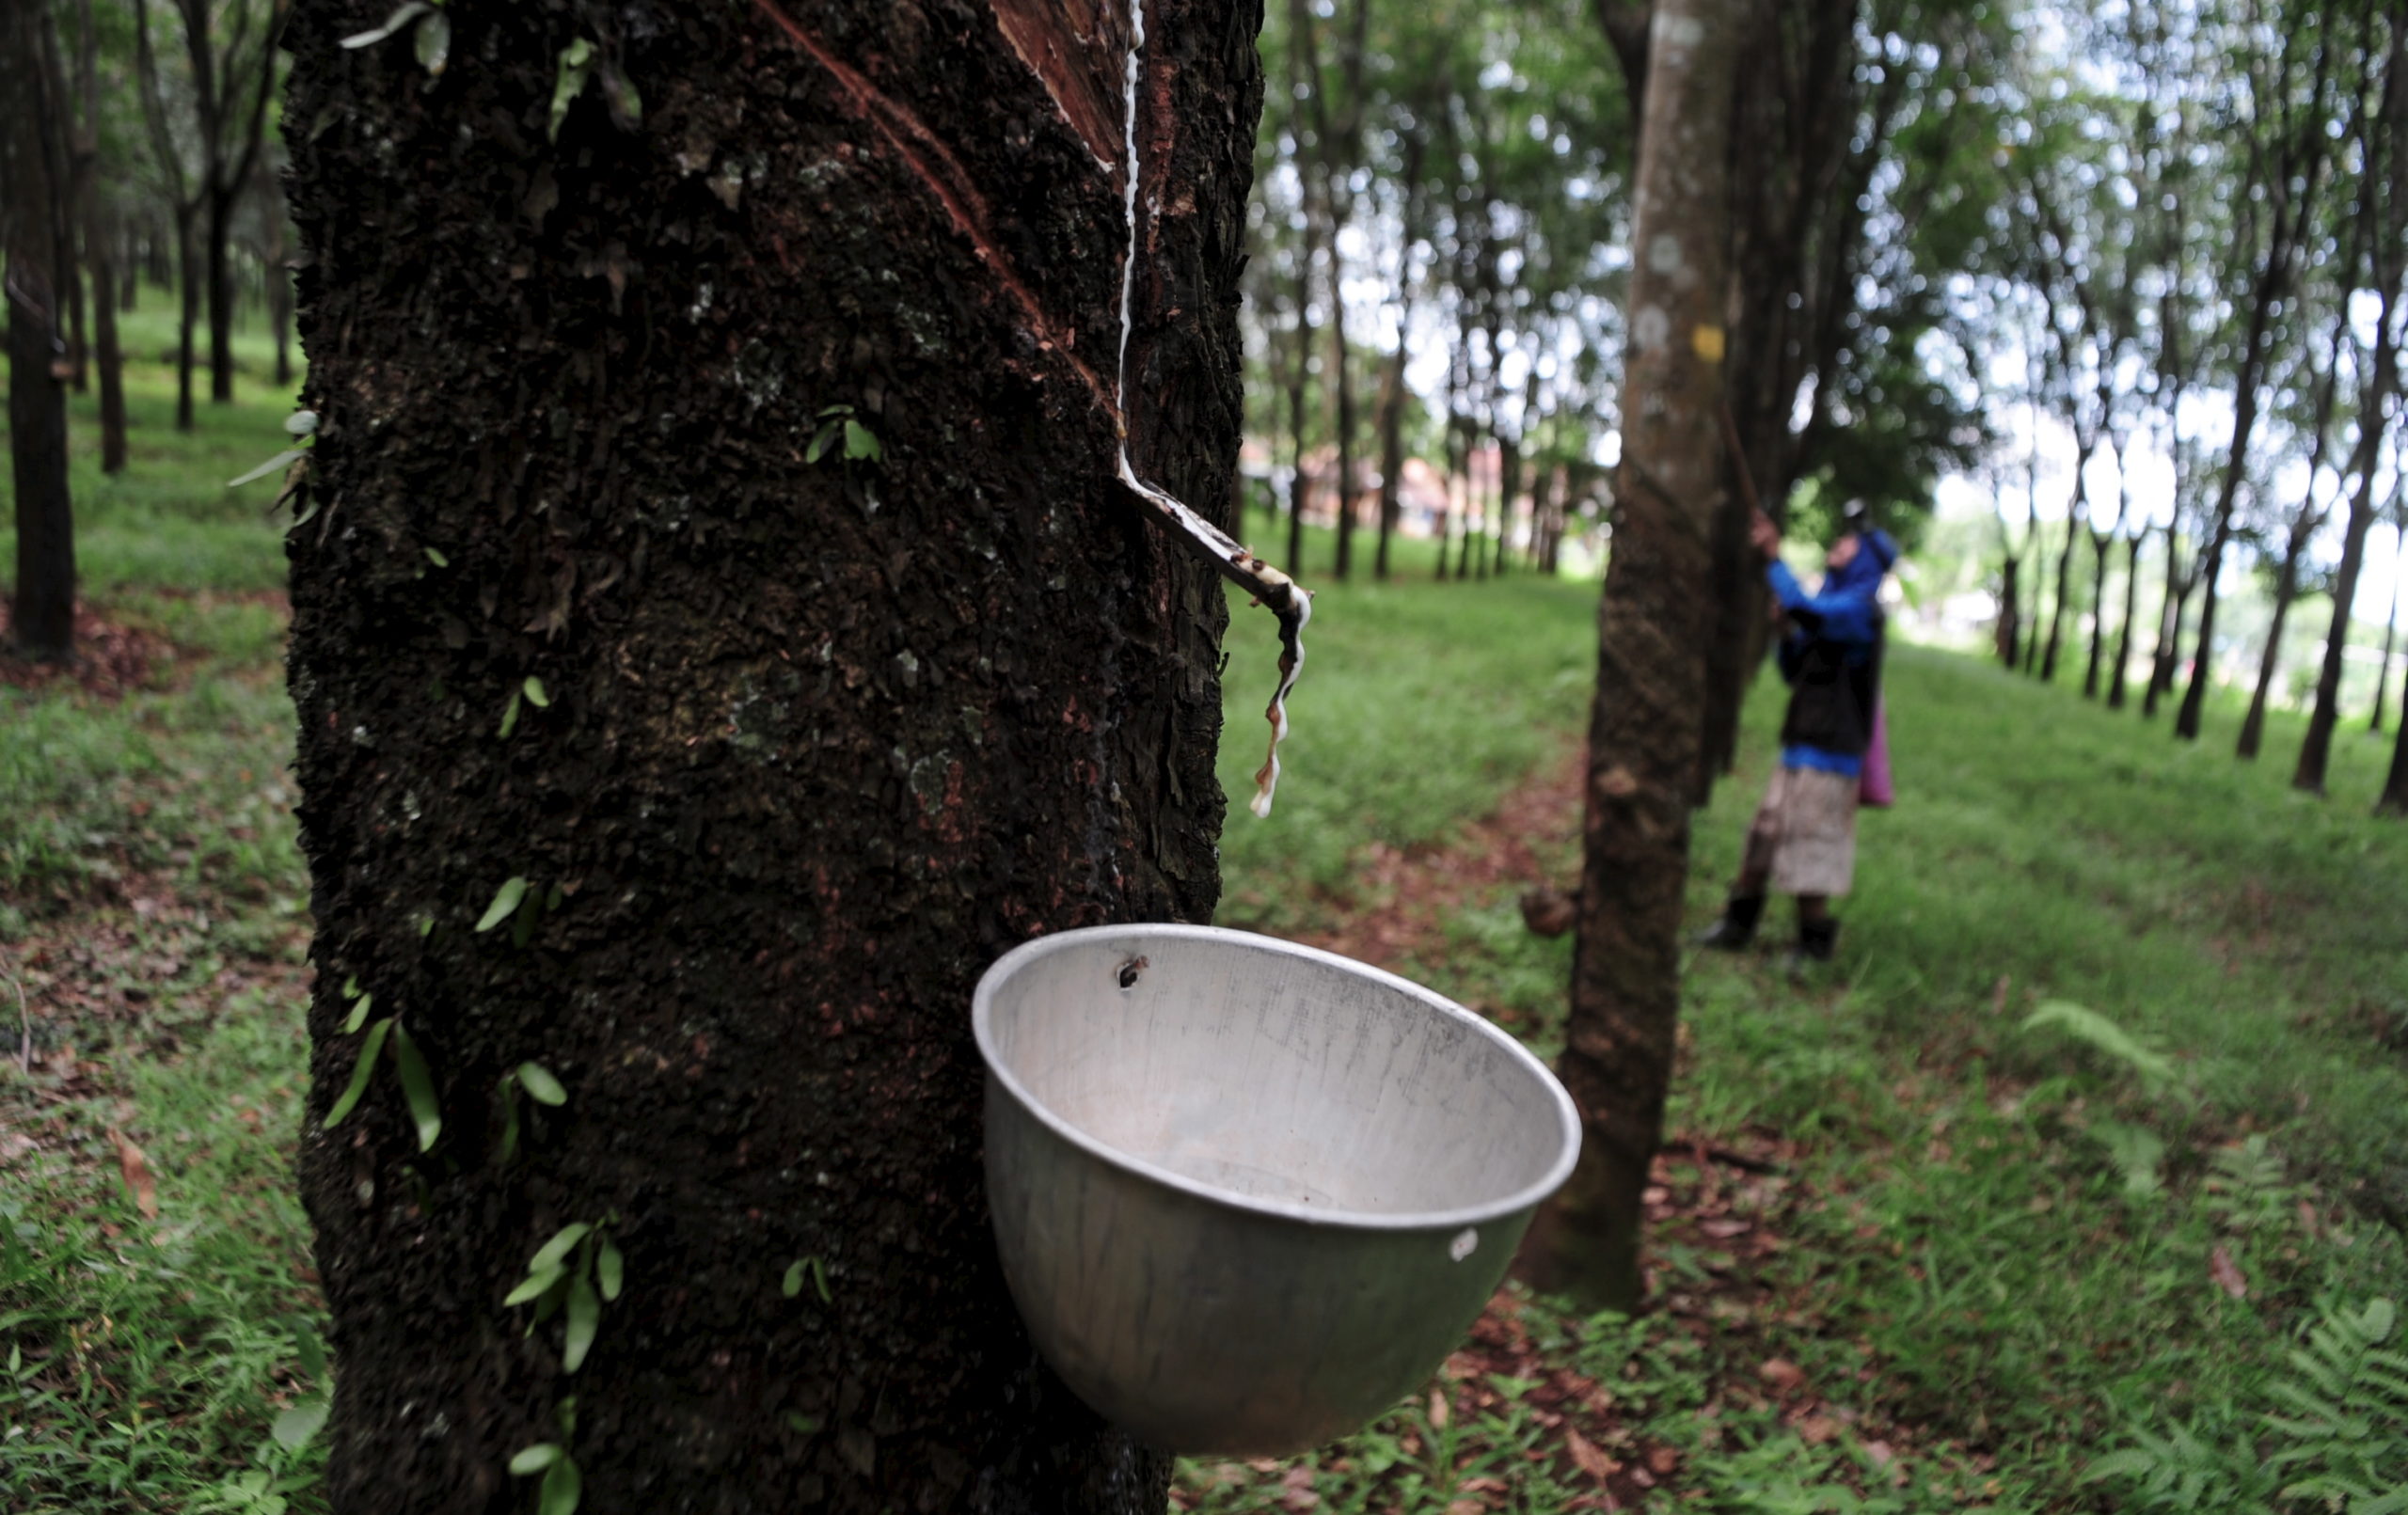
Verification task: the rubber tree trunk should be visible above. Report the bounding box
[1528,0,1735,1312]
[2082,530,2112,699]
[2108,531,2142,710]
[2145,524,2186,719]
[1373,343,1404,581]
[2382,652,2408,814]
[173,201,198,430]
[280,1,1258,1509]
[4,0,77,663]
[205,181,238,402]
[1995,552,2020,667]
[1285,218,1316,575]
[2238,528,2308,759]
[87,207,124,473]
[2372,548,2400,734]
[2294,310,2402,792]
[2039,469,2087,683]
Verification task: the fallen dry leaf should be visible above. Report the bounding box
[1645,1445,1680,1476]
[1700,1217,1752,1239]
[1563,1426,1619,1480]
[1794,1412,1840,1445]
[1445,1501,1481,1515]
[1757,1358,1807,1395]
[109,1128,158,1218]
[2210,1244,2249,1300]
[1428,1386,1450,1429]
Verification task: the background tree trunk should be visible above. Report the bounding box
[5,0,78,663]
[1527,0,1735,1311]
[2237,529,2308,759]
[2108,530,2141,709]
[281,0,1258,1508]
[2372,537,2400,734]
[2039,472,2085,683]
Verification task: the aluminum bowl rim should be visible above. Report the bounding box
[973,922,1582,1233]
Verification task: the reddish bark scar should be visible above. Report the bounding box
[749,0,1113,411]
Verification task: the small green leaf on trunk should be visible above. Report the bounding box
[517,1062,567,1106]
[323,1018,393,1128]
[342,991,374,1034]
[562,1275,600,1372]
[387,1022,442,1152]
[510,1444,563,1476]
[499,689,523,739]
[549,39,595,143]
[528,1223,593,1274]
[504,1266,565,1308]
[414,8,450,74]
[596,1236,624,1302]
[782,1259,805,1299]
[423,546,449,567]
[538,1455,582,1515]
[843,419,881,462]
[340,0,429,48]
[228,450,308,487]
[522,675,550,708]
[477,876,529,932]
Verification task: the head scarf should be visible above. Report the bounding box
[1827,529,1898,596]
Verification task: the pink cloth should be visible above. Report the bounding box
[1859,699,1893,809]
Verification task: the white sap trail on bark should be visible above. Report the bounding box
[1116,0,1309,819]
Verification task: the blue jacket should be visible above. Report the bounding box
[1770,531,1895,778]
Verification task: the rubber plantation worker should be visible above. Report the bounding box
[1696,498,1898,970]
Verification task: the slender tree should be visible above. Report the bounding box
[2372,513,2403,734]
[4,0,77,662]
[2176,14,2337,741]
[1534,0,1736,1309]
[2240,291,2356,759]
[71,0,125,473]
[2296,9,2407,792]
[281,0,1268,1507]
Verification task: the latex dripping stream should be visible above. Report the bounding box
[1114,0,1309,819]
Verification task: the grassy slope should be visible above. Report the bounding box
[5,335,2404,1509]
[1196,580,2408,1512]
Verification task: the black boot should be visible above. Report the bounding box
[1694,894,1765,950]
[1784,916,1840,975]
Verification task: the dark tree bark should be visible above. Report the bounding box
[2040,467,2088,683]
[2177,27,2335,740]
[5,0,77,663]
[1373,348,1405,582]
[1528,0,1735,1311]
[2296,24,2406,791]
[2373,539,2400,734]
[1284,205,1316,575]
[39,8,86,396]
[2108,529,2142,709]
[2239,278,2358,757]
[282,0,1261,1509]
[71,0,124,472]
[2380,628,2408,812]
[1995,548,2020,668]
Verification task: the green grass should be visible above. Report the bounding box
[3,317,324,1513]
[6,324,2405,1511]
[1188,607,2408,1513]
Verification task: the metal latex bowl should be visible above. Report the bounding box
[974,923,1581,1456]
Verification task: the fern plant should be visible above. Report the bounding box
[2264,1297,2408,1512]
[2206,1135,2297,1236]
